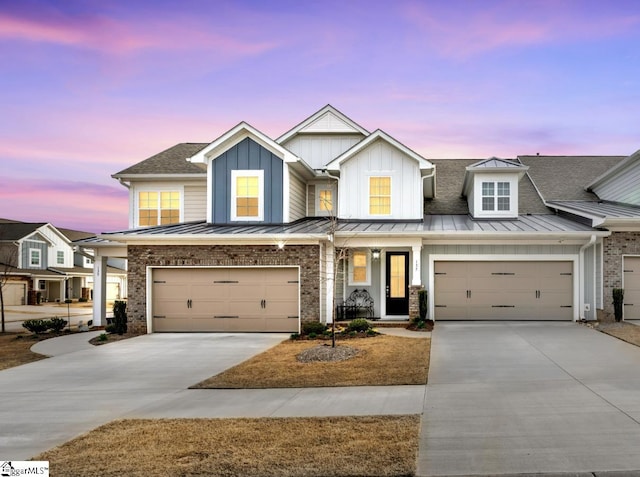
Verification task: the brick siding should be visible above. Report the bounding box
[127,244,320,333]
[602,232,640,321]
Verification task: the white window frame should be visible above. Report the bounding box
[29,248,41,267]
[315,186,334,216]
[348,250,371,286]
[134,187,183,228]
[368,176,392,216]
[472,175,517,218]
[56,251,65,265]
[231,170,264,221]
[482,181,510,211]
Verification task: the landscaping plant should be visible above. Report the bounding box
[112,300,128,335]
[613,288,624,322]
[22,319,49,334]
[418,289,428,320]
[346,318,371,333]
[48,317,68,332]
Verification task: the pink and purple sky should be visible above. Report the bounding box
[1,0,639,233]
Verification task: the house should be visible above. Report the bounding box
[0,219,127,305]
[87,105,640,333]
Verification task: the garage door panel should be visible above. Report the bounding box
[152,267,300,332]
[624,257,640,320]
[435,261,573,321]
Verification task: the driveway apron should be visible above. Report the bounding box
[418,322,640,476]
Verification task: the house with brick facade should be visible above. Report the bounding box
[84,106,640,333]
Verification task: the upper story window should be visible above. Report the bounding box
[369,177,391,215]
[56,251,64,265]
[315,187,334,216]
[138,191,180,226]
[30,249,41,267]
[231,170,264,221]
[349,250,371,285]
[482,181,510,211]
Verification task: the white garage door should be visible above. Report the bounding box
[435,261,573,321]
[624,257,640,320]
[3,282,26,306]
[151,267,300,332]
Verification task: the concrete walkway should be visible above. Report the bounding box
[418,322,640,476]
[31,331,104,356]
[378,327,431,338]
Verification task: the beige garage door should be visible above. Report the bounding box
[3,282,26,305]
[152,267,299,332]
[624,257,640,320]
[435,261,573,320]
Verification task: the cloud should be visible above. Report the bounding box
[402,1,640,59]
[0,9,278,57]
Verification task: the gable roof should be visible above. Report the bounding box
[57,227,96,242]
[587,148,640,190]
[277,104,369,144]
[325,129,433,171]
[113,143,208,177]
[518,155,626,201]
[466,157,527,170]
[0,222,48,241]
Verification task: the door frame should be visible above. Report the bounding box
[428,255,580,321]
[383,251,410,317]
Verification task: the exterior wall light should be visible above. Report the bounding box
[372,249,381,260]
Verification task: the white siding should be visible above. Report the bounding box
[38,226,73,268]
[593,160,640,205]
[283,134,362,169]
[288,171,306,221]
[301,111,362,134]
[308,184,316,216]
[338,139,422,220]
[184,184,207,222]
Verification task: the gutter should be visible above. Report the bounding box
[578,234,597,320]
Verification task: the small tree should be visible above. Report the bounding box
[113,300,128,335]
[613,288,624,322]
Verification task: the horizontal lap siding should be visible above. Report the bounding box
[184,184,207,222]
[288,171,306,221]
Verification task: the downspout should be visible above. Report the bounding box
[579,234,596,320]
[117,178,130,189]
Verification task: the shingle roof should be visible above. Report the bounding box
[0,222,47,241]
[57,227,96,242]
[518,155,626,201]
[113,143,208,176]
[426,159,549,215]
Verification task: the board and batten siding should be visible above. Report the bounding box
[283,134,363,169]
[184,183,207,222]
[338,139,422,220]
[22,235,48,269]
[288,170,306,221]
[592,160,640,205]
[211,137,283,224]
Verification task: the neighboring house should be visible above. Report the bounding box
[87,105,640,333]
[0,219,126,305]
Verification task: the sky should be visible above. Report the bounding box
[1,0,639,233]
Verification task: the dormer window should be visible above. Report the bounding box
[482,181,510,211]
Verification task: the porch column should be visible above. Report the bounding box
[59,280,66,301]
[92,253,108,326]
[325,241,335,324]
[411,244,422,286]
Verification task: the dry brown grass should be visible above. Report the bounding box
[597,322,640,346]
[35,415,420,477]
[192,335,430,389]
[0,332,48,370]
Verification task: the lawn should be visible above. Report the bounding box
[35,415,421,477]
[596,322,640,346]
[0,332,48,370]
[192,334,430,389]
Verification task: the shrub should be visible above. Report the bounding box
[302,321,327,335]
[22,319,49,334]
[78,297,88,303]
[418,289,428,320]
[98,333,108,342]
[290,332,300,340]
[308,332,317,339]
[346,318,371,333]
[112,300,128,335]
[613,288,624,322]
[49,317,67,332]
[105,324,117,334]
[366,328,377,336]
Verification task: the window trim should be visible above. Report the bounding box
[348,250,371,286]
[29,248,41,267]
[481,181,510,212]
[56,250,65,265]
[473,175,517,218]
[231,170,264,221]
[315,186,334,216]
[135,187,183,227]
[368,176,392,216]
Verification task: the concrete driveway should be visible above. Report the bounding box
[418,322,640,476]
[0,333,424,461]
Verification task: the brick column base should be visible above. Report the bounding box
[409,285,425,321]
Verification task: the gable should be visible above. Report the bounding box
[277,105,369,144]
[587,150,640,205]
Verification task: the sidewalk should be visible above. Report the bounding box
[31,331,104,356]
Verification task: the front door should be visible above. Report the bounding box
[386,252,409,315]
